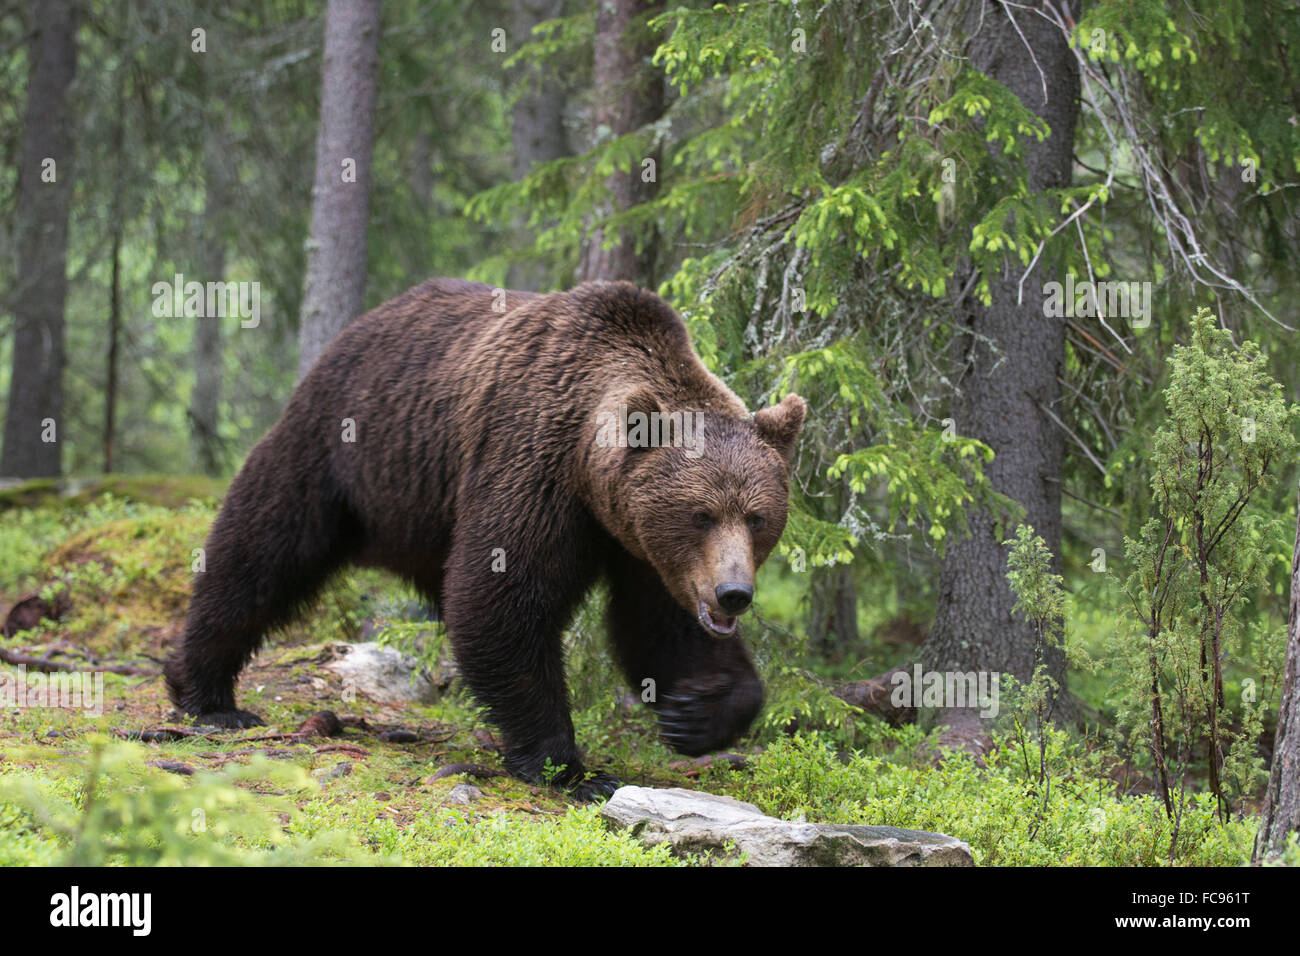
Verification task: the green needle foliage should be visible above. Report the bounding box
[471,0,1020,590]
[1004,523,1092,836]
[1116,309,1298,847]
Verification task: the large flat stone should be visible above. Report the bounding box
[601,786,973,867]
[321,641,438,705]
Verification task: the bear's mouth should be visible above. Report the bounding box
[697,600,738,636]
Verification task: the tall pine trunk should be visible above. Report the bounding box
[922,1,1079,727]
[103,63,125,475]
[104,223,120,473]
[296,0,381,380]
[577,0,662,286]
[508,0,569,291]
[191,127,227,476]
[811,563,860,660]
[1,0,78,478]
[1255,477,1300,861]
[811,484,860,658]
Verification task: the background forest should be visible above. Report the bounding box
[1,0,1299,867]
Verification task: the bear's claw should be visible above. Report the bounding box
[656,677,758,757]
[568,770,622,802]
[194,709,266,730]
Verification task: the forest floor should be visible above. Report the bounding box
[0,477,726,865]
[0,478,1276,866]
[0,637,712,865]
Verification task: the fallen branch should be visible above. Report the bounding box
[116,726,221,743]
[832,666,916,727]
[0,647,153,677]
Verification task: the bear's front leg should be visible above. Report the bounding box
[606,552,764,756]
[653,660,764,757]
[440,501,619,801]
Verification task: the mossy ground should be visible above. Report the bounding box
[0,479,1278,867]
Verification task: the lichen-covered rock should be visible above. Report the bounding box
[321,642,438,705]
[601,786,973,867]
[445,783,484,805]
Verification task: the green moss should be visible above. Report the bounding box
[0,506,66,595]
[0,474,226,514]
[0,478,62,513]
[2,493,378,659]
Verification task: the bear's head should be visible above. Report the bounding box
[598,390,806,636]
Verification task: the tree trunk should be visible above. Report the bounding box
[576,0,662,286]
[810,562,860,661]
[191,124,228,476]
[922,1,1079,723]
[296,0,381,380]
[1,0,78,478]
[410,126,433,211]
[508,0,569,291]
[104,223,120,474]
[811,482,860,658]
[103,62,125,475]
[1255,477,1300,861]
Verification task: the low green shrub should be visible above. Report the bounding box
[735,733,1255,866]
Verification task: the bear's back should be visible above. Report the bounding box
[303,278,739,417]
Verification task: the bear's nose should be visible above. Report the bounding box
[715,583,753,615]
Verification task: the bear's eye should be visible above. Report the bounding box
[746,514,766,534]
[691,510,714,530]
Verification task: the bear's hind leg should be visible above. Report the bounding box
[166,456,356,727]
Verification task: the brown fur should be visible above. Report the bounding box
[165,278,805,798]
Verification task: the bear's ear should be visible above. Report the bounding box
[754,393,806,466]
[623,386,663,420]
[621,385,666,454]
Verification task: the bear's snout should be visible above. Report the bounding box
[697,579,753,636]
[692,524,757,636]
[715,582,753,614]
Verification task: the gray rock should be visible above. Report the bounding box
[600,786,973,867]
[445,783,484,805]
[313,762,352,782]
[322,642,438,705]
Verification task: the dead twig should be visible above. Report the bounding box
[0,647,153,677]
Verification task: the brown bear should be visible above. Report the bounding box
[165,278,805,798]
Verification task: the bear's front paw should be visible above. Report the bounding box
[657,673,763,757]
[567,770,622,802]
[504,750,621,801]
[194,709,265,730]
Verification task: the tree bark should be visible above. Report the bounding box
[811,562,859,660]
[1,0,78,478]
[410,126,433,211]
[191,122,228,476]
[103,62,125,475]
[922,1,1079,720]
[508,0,569,291]
[1255,477,1300,861]
[576,0,662,286]
[104,222,120,474]
[296,0,381,380]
